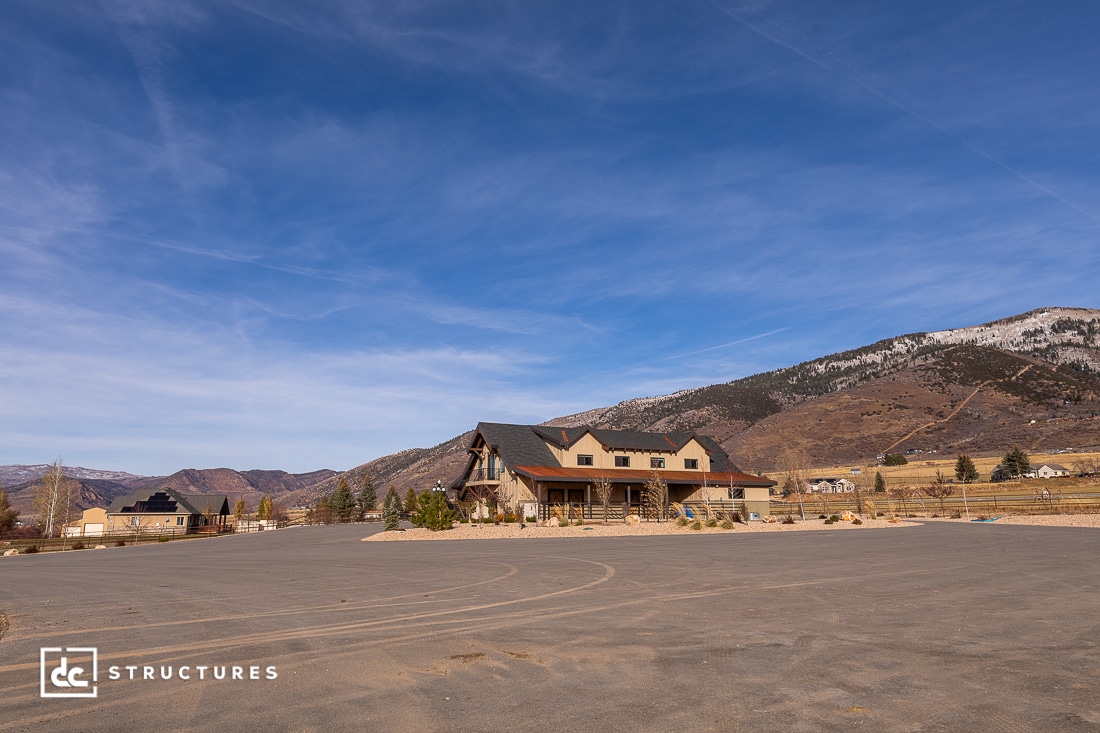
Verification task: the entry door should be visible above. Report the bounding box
[567,489,585,503]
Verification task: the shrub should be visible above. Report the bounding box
[824,518,835,525]
[691,519,703,530]
[525,516,537,523]
[70,541,85,550]
[706,517,718,528]
[852,518,863,525]
[829,515,841,522]
[676,515,689,527]
[24,544,39,554]
[818,514,827,520]
[781,515,796,525]
[720,519,734,530]
[158,536,170,542]
[115,539,127,546]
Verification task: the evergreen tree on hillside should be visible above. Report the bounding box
[404,487,418,513]
[874,471,887,493]
[382,486,402,531]
[359,475,377,515]
[330,477,357,523]
[954,454,979,483]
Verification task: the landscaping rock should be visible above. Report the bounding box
[624,514,641,526]
[3,549,19,556]
[95,544,108,549]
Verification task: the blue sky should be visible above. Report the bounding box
[2,0,1098,475]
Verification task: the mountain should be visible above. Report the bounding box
[306,307,1100,499]
[0,466,339,516]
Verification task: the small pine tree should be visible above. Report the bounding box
[404,487,418,513]
[359,475,377,514]
[410,491,457,531]
[330,477,357,523]
[954,454,979,483]
[873,471,887,494]
[0,485,19,536]
[382,487,402,531]
[1002,447,1031,478]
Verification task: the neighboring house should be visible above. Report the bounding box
[1029,463,1070,479]
[804,477,857,494]
[106,488,230,534]
[450,423,776,520]
[63,507,108,538]
[849,468,862,475]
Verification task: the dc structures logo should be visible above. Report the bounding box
[40,647,98,698]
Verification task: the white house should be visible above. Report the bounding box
[804,477,856,493]
[1029,464,1070,479]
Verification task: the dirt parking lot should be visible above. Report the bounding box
[1,522,1098,732]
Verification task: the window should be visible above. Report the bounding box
[615,456,630,467]
[577,454,593,466]
[176,516,184,526]
[684,459,699,470]
[650,457,665,469]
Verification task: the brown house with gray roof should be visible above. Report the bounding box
[106,488,230,535]
[451,423,775,520]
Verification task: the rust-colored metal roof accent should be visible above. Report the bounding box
[663,435,677,449]
[512,465,776,486]
[561,429,569,443]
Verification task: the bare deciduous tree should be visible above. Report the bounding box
[642,471,667,522]
[590,474,614,522]
[780,449,811,521]
[32,458,73,538]
[924,470,956,517]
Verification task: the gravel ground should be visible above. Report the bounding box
[363,516,918,541]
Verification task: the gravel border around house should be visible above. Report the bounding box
[362,516,920,541]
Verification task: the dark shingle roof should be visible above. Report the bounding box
[107,488,228,515]
[467,423,737,472]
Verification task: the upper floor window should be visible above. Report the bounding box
[615,456,630,467]
[577,454,594,466]
[684,459,699,470]
[650,457,665,469]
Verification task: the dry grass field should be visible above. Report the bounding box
[766,451,1100,490]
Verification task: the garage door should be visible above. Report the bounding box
[83,523,104,537]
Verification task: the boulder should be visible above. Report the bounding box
[3,549,19,556]
[624,514,641,527]
[95,544,108,549]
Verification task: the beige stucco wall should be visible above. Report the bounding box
[106,513,191,531]
[554,434,712,473]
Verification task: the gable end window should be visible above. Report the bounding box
[650,457,665,469]
[577,454,594,466]
[684,459,699,470]
[614,456,630,467]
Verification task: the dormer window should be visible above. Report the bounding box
[650,457,665,469]
[577,454,593,466]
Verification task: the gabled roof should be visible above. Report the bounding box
[1034,463,1069,472]
[107,488,228,515]
[460,422,736,474]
